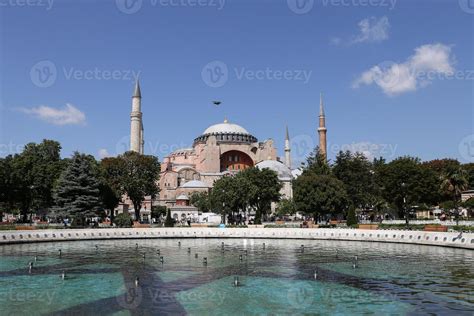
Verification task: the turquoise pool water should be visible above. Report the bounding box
[0,238,472,315]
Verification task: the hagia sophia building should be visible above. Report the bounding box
[122,80,328,220]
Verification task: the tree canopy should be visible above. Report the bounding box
[293,172,348,220]
[377,156,438,218]
[333,150,375,210]
[6,140,63,222]
[210,167,281,224]
[120,151,160,221]
[53,152,102,224]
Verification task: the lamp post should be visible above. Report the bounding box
[401,182,409,229]
[29,185,35,225]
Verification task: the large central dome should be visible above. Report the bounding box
[203,119,250,135]
[194,119,258,145]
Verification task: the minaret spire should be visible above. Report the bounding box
[130,79,143,154]
[284,125,291,169]
[318,93,327,161]
[319,92,324,116]
[133,79,141,98]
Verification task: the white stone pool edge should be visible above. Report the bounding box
[0,228,473,250]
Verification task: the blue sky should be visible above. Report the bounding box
[0,0,473,166]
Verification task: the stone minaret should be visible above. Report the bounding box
[318,93,327,161]
[130,80,143,154]
[285,125,291,169]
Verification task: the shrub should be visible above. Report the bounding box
[264,224,300,228]
[378,224,425,231]
[346,207,358,226]
[164,209,174,227]
[451,225,474,232]
[114,213,133,228]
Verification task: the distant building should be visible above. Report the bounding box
[461,190,474,202]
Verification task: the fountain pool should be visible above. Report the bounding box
[0,238,472,315]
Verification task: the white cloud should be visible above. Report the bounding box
[332,17,389,45]
[98,149,110,159]
[353,43,455,96]
[19,103,86,126]
[330,37,342,46]
[352,16,390,44]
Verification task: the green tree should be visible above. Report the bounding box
[440,167,469,225]
[463,163,474,189]
[164,209,174,227]
[304,146,331,175]
[114,212,133,228]
[190,192,211,213]
[333,151,374,210]
[293,172,348,221]
[276,198,296,216]
[462,197,474,210]
[0,156,16,219]
[241,167,282,224]
[53,152,102,225]
[120,151,160,222]
[424,158,462,203]
[99,157,125,225]
[440,200,455,211]
[378,156,438,222]
[210,176,242,223]
[346,206,358,226]
[12,140,63,222]
[151,205,167,221]
[371,157,390,215]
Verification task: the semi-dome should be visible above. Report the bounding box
[181,180,209,188]
[256,160,293,180]
[176,194,189,200]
